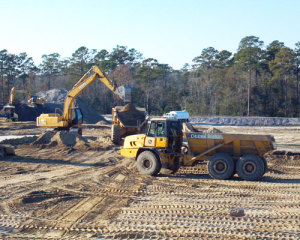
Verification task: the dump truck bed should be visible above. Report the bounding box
[183,124,275,165]
[114,104,146,128]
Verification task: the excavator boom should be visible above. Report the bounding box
[62,65,130,123]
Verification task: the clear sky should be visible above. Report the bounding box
[0,0,299,69]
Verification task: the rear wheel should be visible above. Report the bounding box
[208,153,234,180]
[111,124,121,145]
[236,154,264,181]
[137,151,161,176]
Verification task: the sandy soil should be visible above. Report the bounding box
[0,122,299,239]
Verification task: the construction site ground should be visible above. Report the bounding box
[0,122,299,239]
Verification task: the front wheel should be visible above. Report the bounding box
[236,154,265,181]
[136,151,161,176]
[111,124,121,145]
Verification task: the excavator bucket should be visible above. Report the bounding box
[115,86,131,104]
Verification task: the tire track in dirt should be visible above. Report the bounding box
[1,123,300,239]
[0,145,135,238]
[107,171,300,239]
[0,148,118,200]
[0,151,149,239]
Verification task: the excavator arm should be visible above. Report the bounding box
[8,87,31,105]
[62,65,130,123]
[8,87,16,105]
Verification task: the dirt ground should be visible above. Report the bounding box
[0,122,299,239]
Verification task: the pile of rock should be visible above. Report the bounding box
[191,116,300,126]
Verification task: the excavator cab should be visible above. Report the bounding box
[70,108,83,126]
[29,96,39,104]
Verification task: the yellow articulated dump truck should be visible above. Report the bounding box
[121,118,276,181]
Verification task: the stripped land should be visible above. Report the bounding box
[0,122,299,239]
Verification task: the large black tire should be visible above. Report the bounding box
[208,153,235,180]
[137,151,161,176]
[111,124,121,145]
[170,156,181,174]
[262,157,268,174]
[236,154,265,181]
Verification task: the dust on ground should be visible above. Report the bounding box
[0,122,299,239]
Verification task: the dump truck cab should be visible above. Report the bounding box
[121,118,183,175]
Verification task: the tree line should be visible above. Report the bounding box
[0,36,299,117]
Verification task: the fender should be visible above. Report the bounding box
[136,148,160,161]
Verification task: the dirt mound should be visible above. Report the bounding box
[184,123,222,134]
[0,103,44,121]
[203,127,222,134]
[36,89,67,104]
[32,131,90,149]
[116,103,146,126]
[266,151,300,166]
[119,103,137,112]
[1,136,38,145]
[96,120,107,125]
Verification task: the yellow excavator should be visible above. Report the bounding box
[9,87,46,106]
[36,65,130,133]
[2,87,46,121]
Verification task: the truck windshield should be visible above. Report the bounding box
[148,121,166,137]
